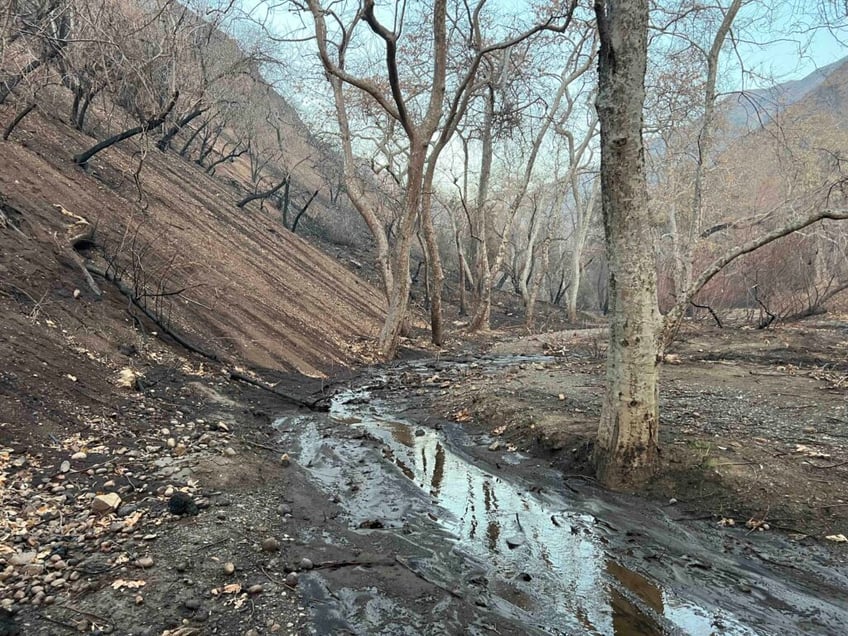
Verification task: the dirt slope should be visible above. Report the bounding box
[0,111,385,378]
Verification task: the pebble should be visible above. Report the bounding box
[261,538,281,553]
[136,556,154,569]
[184,598,202,610]
[299,558,313,571]
[71,452,87,460]
[488,441,501,452]
[284,572,298,587]
[245,630,260,636]
[223,562,235,575]
[279,453,291,466]
[92,493,122,514]
[247,584,263,594]
[168,492,198,516]
[223,447,236,457]
[60,460,71,473]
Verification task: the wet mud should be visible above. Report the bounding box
[275,357,848,636]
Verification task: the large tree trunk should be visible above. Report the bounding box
[378,142,427,357]
[593,0,660,489]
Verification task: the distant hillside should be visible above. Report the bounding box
[723,56,848,131]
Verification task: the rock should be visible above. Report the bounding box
[118,504,139,518]
[136,556,154,569]
[166,438,176,449]
[60,460,71,473]
[247,584,263,594]
[261,538,280,553]
[223,562,235,576]
[184,598,202,610]
[9,552,35,566]
[284,572,298,587]
[277,504,292,516]
[668,498,678,505]
[71,452,87,461]
[92,493,121,514]
[279,453,290,467]
[168,492,198,516]
[299,558,313,571]
[173,444,187,457]
[488,441,501,452]
[223,447,236,457]
[505,534,526,549]
[245,630,260,636]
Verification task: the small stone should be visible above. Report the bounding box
[223,562,235,576]
[245,630,260,636]
[50,578,66,588]
[488,441,500,452]
[299,558,313,571]
[223,447,236,457]
[184,598,202,610]
[284,572,298,587]
[668,498,678,505]
[136,556,154,569]
[173,444,187,457]
[60,460,71,473]
[168,492,198,516]
[92,493,122,514]
[558,393,566,400]
[9,552,36,566]
[247,584,263,594]
[167,438,176,449]
[71,451,87,460]
[505,534,526,549]
[261,538,280,553]
[279,453,290,466]
[134,595,144,605]
[216,422,230,432]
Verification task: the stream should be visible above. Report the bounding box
[274,357,848,635]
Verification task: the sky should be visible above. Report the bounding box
[723,2,848,89]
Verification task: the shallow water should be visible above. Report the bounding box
[276,359,848,635]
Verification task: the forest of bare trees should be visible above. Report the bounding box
[3,0,848,487]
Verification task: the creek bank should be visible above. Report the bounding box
[272,351,848,635]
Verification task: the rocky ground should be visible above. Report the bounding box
[0,332,327,635]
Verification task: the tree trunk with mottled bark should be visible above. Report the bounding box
[593,0,661,489]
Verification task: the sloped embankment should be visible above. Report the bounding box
[0,113,385,378]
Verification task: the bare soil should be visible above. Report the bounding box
[437,322,848,541]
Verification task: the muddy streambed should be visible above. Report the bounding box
[274,357,848,635]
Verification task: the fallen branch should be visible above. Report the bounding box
[228,369,330,411]
[86,263,219,361]
[312,558,396,570]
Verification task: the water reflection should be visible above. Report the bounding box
[317,390,757,635]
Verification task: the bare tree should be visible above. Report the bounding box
[301,0,577,358]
